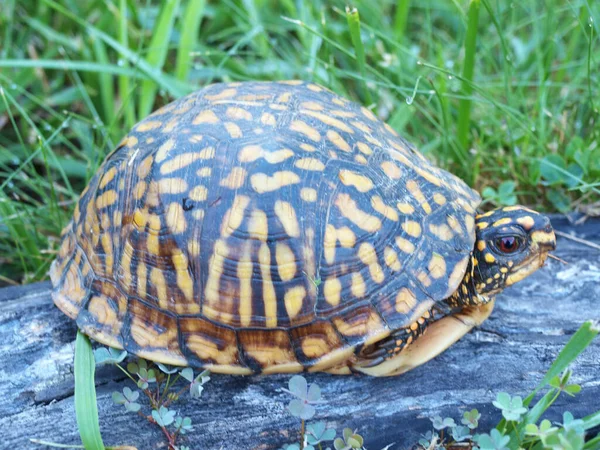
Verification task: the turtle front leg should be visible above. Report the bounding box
[351,301,495,376]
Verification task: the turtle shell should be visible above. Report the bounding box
[50,81,481,374]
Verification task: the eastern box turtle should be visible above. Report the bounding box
[50,81,556,376]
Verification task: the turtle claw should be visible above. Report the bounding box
[362,347,389,359]
[359,356,386,368]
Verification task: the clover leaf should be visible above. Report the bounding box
[94,347,127,365]
[180,367,194,382]
[152,406,175,427]
[283,375,323,420]
[461,408,481,429]
[431,415,456,430]
[492,392,528,421]
[549,370,582,397]
[136,366,156,389]
[288,399,315,420]
[127,358,147,375]
[554,427,585,450]
[306,420,336,445]
[112,387,140,413]
[451,425,471,442]
[157,363,179,374]
[174,416,194,435]
[525,419,558,441]
[334,428,363,450]
[562,412,584,434]
[190,370,211,399]
[475,429,510,450]
[418,431,438,448]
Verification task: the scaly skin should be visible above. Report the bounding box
[353,206,556,376]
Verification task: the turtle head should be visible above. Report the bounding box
[472,206,556,296]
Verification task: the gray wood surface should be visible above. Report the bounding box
[0,215,598,450]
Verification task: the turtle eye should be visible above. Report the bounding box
[494,236,522,254]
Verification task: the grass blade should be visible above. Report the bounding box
[241,0,271,58]
[1,0,16,59]
[75,331,105,450]
[456,0,480,152]
[393,0,411,42]
[138,0,181,118]
[525,320,599,404]
[92,37,115,129]
[584,435,600,450]
[586,14,597,137]
[500,320,598,448]
[40,0,188,98]
[345,6,373,107]
[0,59,144,77]
[118,0,136,129]
[582,410,600,431]
[24,16,81,51]
[175,0,206,81]
[523,388,559,426]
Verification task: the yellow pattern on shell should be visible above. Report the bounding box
[284,286,306,319]
[276,242,297,281]
[290,120,321,141]
[395,288,417,314]
[166,202,186,234]
[251,171,301,193]
[238,240,253,327]
[301,110,354,133]
[193,110,220,124]
[335,194,382,233]
[274,201,300,237]
[258,243,278,327]
[335,194,382,232]
[324,278,342,306]
[221,196,250,237]
[300,188,317,202]
[248,209,268,241]
[351,272,366,297]
[339,169,374,192]
[220,167,247,189]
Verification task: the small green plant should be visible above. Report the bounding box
[279,321,598,450]
[307,422,337,449]
[416,320,599,450]
[482,181,518,207]
[94,347,210,450]
[281,375,366,450]
[539,136,600,212]
[284,374,323,421]
[333,428,365,450]
[492,392,528,421]
[417,382,592,450]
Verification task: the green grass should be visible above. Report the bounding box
[0,0,598,284]
[74,331,105,450]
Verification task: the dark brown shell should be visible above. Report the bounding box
[50,80,480,374]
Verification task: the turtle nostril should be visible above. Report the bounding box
[540,235,557,251]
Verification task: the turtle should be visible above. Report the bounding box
[50,80,556,376]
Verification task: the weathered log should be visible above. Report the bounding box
[0,215,598,450]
